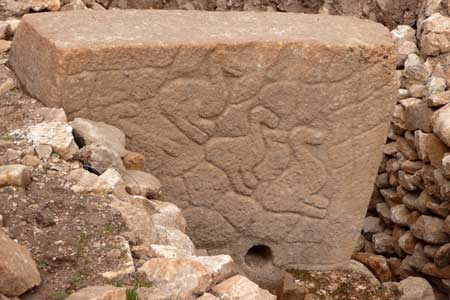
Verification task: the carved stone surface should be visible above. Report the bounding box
[9,10,397,278]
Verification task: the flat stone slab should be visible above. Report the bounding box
[9,10,397,281]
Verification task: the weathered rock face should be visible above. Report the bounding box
[9,10,397,279]
[0,229,41,296]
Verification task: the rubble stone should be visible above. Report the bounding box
[0,229,41,296]
[212,275,276,300]
[0,164,31,188]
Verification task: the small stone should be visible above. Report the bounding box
[409,243,430,272]
[399,231,417,255]
[392,25,416,44]
[398,277,435,300]
[21,154,40,167]
[363,216,385,239]
[132,244,190,259]
[422,262,450,279]
[123,170,161,198]
[35,107,67,123]
[402,192,428,213]
[27,122,79,160]
[351,252,392,282]
[0,165,32,188]
[123,151,145,171]
[149,200,186,232]
[69,118,126,157]
[399,98,433,132]
[399,256,419,280]
[65,286,126,300]
[92,168,123,195]
[425,244,440,259]
[60,0,87,10]
[397,137,418,160]
[0,229,41,296]
[441,153,450,178]
[0,78,16,97]
[427,76,447,95]
[138,258,212,299]
[397,41,419,68]
[155,225,196,257]
[434,243,450,267]
[373,232,395,255]
[188,255,237,285]
[6,20,20,37]
[391,204,411,227]
[428,90,450,107]
[340,260,381,287]
[212,275,276,300]
[414,130,447,167]
[3,149,21,163]
[137,287,179,300]
[408,84,427,98]
[420,13,450,56]
[383,142,398,156]
[0,41,11,55]
[412,215,449,244]
[34,144,52,160]
[401,55,430,88]
[376,202,393,225]
[75,143,125,174]
[401,160,423,174]
[399,89,410,100]
[432,102,450,148]
[197,293,220,300]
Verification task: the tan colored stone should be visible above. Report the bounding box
[21,154,40,167]
[65,286,126,300]
[212,275,276,300]
[420,13,450,56]
[123,151,145,170]
[0,78,16,97]
[428,90,450,107]
[0,41,11,55]
[414,130,447,167]
[0,229,41,296]
[123,170,161,199]
[398,277,435,300]
[138,258,212,299]
[9,10,397,271]
[197,293,219,300]
[27,121,79,160]
[399,98,433,132]
[35,107,67,123]
[69,118,126,157]
[351,252,392,282]
[399,231,417,255]
[0,164,32,188]
[412,215,449,244]
[189,255,237,284]
[422,262,450,279]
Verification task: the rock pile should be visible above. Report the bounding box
[356,6,450,298]
[0,105,276,299]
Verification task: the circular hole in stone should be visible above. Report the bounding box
[245,244,273,268]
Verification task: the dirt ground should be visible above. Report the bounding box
[288,269,398,300]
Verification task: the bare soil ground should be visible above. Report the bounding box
[0,66,136,300]
[288,269,398,300]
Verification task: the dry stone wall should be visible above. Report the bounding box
[355,6,450,298]
[8,10,398,287]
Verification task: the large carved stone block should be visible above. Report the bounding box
[9,10,397,282]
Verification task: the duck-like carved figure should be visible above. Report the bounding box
[205,106,279,196]
[255,126,330,219]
